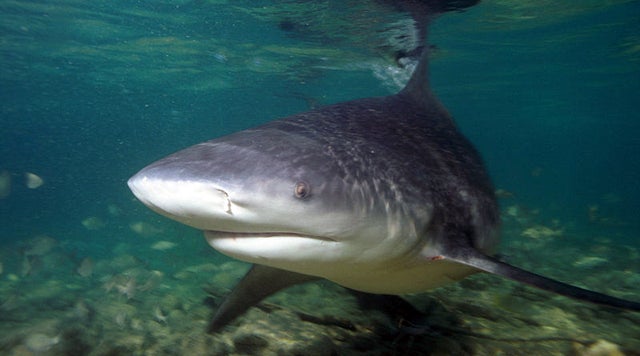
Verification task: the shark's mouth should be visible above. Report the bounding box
[203,230,339,263]
[204,230,336,242]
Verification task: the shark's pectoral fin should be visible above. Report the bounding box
[445,248,640,312]
[208,264,319,333]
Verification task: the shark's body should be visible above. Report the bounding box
[128,0,639,334]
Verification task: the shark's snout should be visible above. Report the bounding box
[128,171,233,229]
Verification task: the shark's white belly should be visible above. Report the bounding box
[320,259,478,294]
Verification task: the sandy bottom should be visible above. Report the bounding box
[1,201,638,355]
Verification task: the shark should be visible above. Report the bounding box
[127,0,639,334]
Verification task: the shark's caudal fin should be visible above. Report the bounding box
[445,248,640,311]
[208,264,318,333]
[385,0,480,61]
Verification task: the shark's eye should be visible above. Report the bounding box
[294,181,311,199]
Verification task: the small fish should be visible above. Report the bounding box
[76,257,94,277]
[24,235,57,256]
[129,221,163,237]
[24,172,44,189]
[81,216,105,230]
[521,225,563,240]
[494,188,514,199]
[0,170,10,198]
[573,256,609,269]
[24,333,60,353]
[71,300,91,321]
[153,305,168,324]
[107,204,122,216]
[116,278,137,300]
[115,311,128,328]
[102,275,117,293]
[150,241,177,251]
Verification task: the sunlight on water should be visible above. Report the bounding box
[1,0,638,354]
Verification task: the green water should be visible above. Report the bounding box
[1,1,639,354]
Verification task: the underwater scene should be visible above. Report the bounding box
[1,0,639,355]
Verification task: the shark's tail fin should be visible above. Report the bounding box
[446,248,640,312]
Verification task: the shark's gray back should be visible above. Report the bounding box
[253,89,500,254]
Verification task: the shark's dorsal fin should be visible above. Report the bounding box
[208,264,318,333]
[398,45,454,123]
[444,247,640,311]
[400,47,431,105]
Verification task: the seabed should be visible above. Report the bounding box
[1,198,639,355]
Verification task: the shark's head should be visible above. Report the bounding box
[128,123,428,283]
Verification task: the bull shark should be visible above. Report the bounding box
[128,0,639,334]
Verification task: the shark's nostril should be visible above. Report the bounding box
[216,189,232,215]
